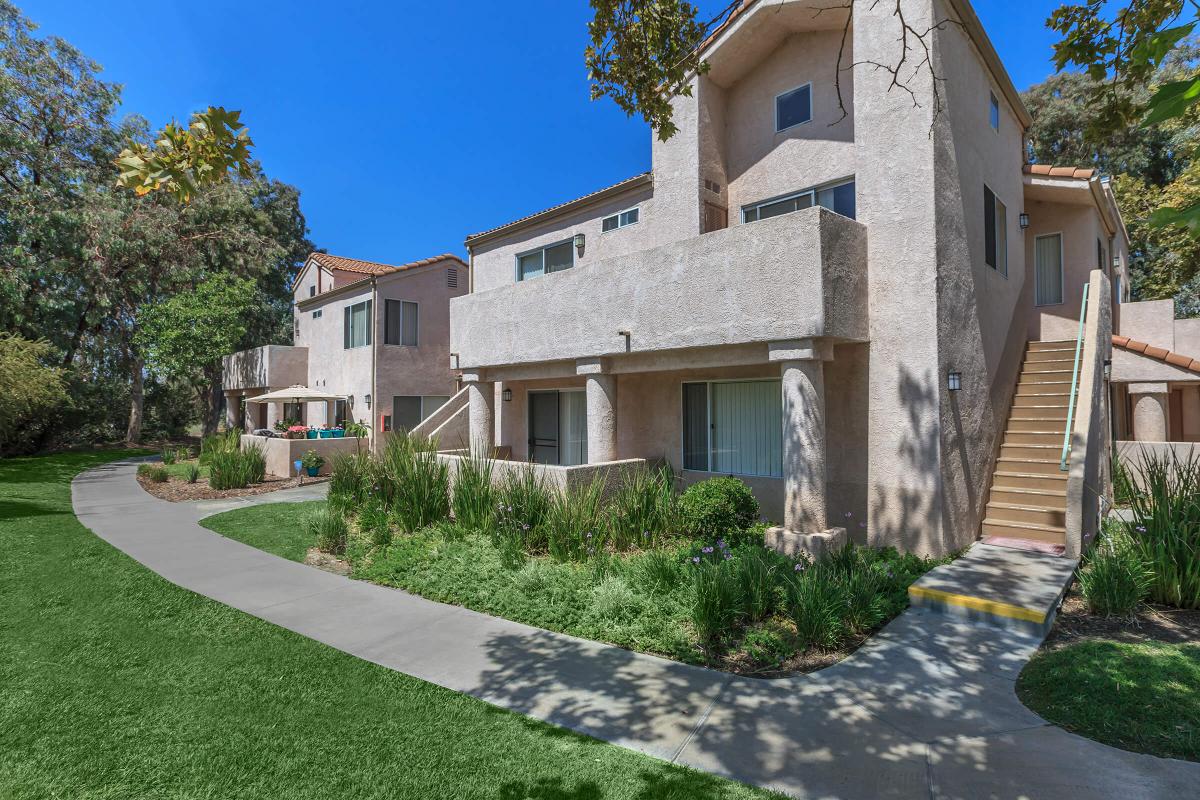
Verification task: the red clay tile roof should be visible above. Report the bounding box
[309,252,465,276]
[1023,164,1097,180]
[1112,335,1200,374]
[465,173,652,244]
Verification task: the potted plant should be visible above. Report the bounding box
[306,426,319,440]
[273,419,288,433]
[319,427,334,439]
[301,450,325,477]
[287,425,307,440]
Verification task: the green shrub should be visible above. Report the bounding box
[740,624,793,670]
[1122,451,1200,609]
[307,507,348,555]
[542,478,604,562]
[733,545,785,623]
[494,467,553,555]
[1080,524,1151,616]
[451,451,495,531]
[200,429,240,465]
[608,466,677,550]
[690,559,743,650]
[160,447,177,465]
[587,575,646,626]
[381,434,449,532]
[184,462,201,484]
[208,443,265,490]
[785,564,848,650]
[138,464,169,483]
[328,452,370,515]
[359,499,393,548]
[633,549,683,594]
[678,477,759,541]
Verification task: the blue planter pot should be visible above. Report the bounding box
[305,466,320,477]
[319,430,333,439]
[332,429,344,438]
[306,430,318,439]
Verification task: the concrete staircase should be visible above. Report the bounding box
[982,340,1076,553]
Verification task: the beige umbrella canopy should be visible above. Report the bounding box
[245,385,348,404]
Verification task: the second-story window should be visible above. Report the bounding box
[989,92,1000,130]
[343,299,372,349]
[384,299,418,346]
[517,240,573,281]
[309,285,316,297]
[743,179,855,223]
[775,83,812,132]
[602,206,640,232]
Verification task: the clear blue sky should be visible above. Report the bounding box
[21,1,1066,264]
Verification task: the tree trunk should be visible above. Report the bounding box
[126,353,145,444]
[199,365,223,436]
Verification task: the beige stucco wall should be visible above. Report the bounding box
[453,208,867,370]
[295,283,375,426]
[222,345,308,392]
[721,31,855,217]
[1022,200,1100,342]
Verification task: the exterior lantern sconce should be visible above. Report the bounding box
[573,233,586,256]
[502,387,513,402]
[1103,358,1112,381]
[947,371,962,392]
[1018,213,1030,230]
[365,393,372,409]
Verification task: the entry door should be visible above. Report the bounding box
[529,391,560,464]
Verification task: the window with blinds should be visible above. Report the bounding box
[682,380,782,478]
[343,300,372,349]
[384,299,418,346]
[1035,233,1064,306]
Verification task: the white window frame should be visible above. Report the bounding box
[775,82,813,133]
[989,91,1000,131]
[311,309,322,319]
[343,300,372,349]
[383,298,418,347]
[601,205,640,233]
[680,378,783,479]
[741,177,854,224]
[1034,231,1065,307]
[514,238,575,282]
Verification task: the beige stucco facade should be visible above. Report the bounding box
[1111,298,1200,446]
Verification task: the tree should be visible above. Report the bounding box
[0,334,66,455]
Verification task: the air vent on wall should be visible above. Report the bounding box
[447,268,458,289]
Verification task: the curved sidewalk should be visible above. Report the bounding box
[72,459,1198,800]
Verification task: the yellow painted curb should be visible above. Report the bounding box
[907,585,1047,624]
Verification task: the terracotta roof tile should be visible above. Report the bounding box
[466,173,652,244]
[1023,164,1097,180]
[309,252,465,276]
[1112,335,1200,375]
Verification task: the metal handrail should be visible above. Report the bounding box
[1060,283,1089,471]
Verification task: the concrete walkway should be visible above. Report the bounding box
[187,479,329,518]
[72,459,1198,799]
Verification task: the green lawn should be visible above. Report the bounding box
[1017,639,1200,761]
[202,500,324,562]
[161,458,210,480]
[0,451,779,799]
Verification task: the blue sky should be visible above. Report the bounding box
[21,1,1067,264]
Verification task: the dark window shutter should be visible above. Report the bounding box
[343,306,351,349]
[984,187,997,268]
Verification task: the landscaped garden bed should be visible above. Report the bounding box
[1017,452,1200,762]
[201,434,945,676]
[136,431,327,502]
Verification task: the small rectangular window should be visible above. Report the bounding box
[989,92,1000,130]
[309,285,316,297]
[517,240,574,281]
[343,300,372,349]
[776,83,812,131]
[392,396,422,432]
[602,206,640,232]
[984,185,1007,275]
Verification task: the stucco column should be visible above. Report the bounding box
[224,392,239,431]
[764,339,846,560]
[1130,382,1169,442]
[578,358,616,463]
[463,371,494,456]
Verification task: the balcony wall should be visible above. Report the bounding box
[223,345,309,391]
[452,207,867,370]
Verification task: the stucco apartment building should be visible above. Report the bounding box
[448,0,1128,558]
[224,252,466,444]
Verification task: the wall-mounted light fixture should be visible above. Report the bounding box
[502,387,513,402]
[618,329,631,352]
[1103,358,1112,381]
[365,393,372,409]
[947,371,962,392]
[1018,212,1030,230]
[573,233,586,256]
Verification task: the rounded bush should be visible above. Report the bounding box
[678,477,759,540]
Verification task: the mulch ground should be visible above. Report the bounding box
[136,474,328,503]
[1044,588,1200,651]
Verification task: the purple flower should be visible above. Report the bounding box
[716,538,726,549]
[1136,526,1146,532]
[521,523,530,531]
[844,512,853,519]
[723,553,732,560]
[702,546,714,554]
[642,530,650,538]
[586,531,593,539]
[692,556,701,564]
[794,563,805,572]
[859,522,867,528]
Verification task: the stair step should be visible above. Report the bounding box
[1012,398,1070,411]
[992,470,1068,490]
[1003,431,1064,445]
[986,501,1067,527]
[1027,340,1075,351]
[982,518,1067,545]
[1001,444,1064,461]
[1023,360,1076,373]
[996,457,1064,475]
[989,486,1068,508]
[1015,385,1073,397]
[1025,347,1077,362]
[1018,373,1074,385]
[1007,417,1068,431]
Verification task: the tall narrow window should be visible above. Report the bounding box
[681,380,782,478]
[1035,233,1064,306]
[984,186,1007,275]
[401,301,418,345]
[343,300,372,349]
[989,92,1000,130]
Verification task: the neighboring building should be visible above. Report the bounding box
[223,252,467,449]
[448,0,1126,557]
[1112,299,1200,446]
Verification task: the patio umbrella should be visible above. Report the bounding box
[244,385,348,404]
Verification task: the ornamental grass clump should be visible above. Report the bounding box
[450,451,495,531]
[381,434,449,533]
[208,442,265,490]
[543,477,604,562]
[200,428,241,465]
[359,498,393,548]
[494,467,553,559]
[634,549,682,594]
[184,462,201,484]
[328,452,370,515]
[608,466,677,550]
[690,557,743,650]
[1079,523,1151,617]
[308,507,348,555]
[1122,451,1200,609]
[160,447,177,465]
[785,563,848,650]
[138,464,169,483]
[733,545,786,623]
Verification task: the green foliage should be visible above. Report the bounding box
[678,476,760,540]
[733,546,784,624]
[199,428,240,464]
[379,434,449,533]
[633,549,682,594]
[184,461,201,484]
[1121,450,1200,608]
[307,507,348,556]
[300,449,325,471]
[160,447,177,465]
[543,478,605,562]
[608,466,678,550]
[450,451,495,531]
[494,467,554,558]
[137,464,169,483]
[1079,523,1152,616]
[208,442,265,490]
[359,498,393,548]
[0,335,68,456]
[328,452,370,516]
[115,106,255,202]
[690,558,742,650]
[784,564,848,650]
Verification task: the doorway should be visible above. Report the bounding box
[528,390,588,466]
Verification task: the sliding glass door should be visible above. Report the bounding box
[528,389,588,466]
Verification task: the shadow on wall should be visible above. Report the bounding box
[226,347,267,390]
[870,366,941,555]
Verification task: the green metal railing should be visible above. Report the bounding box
[1060,282,1089,472]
